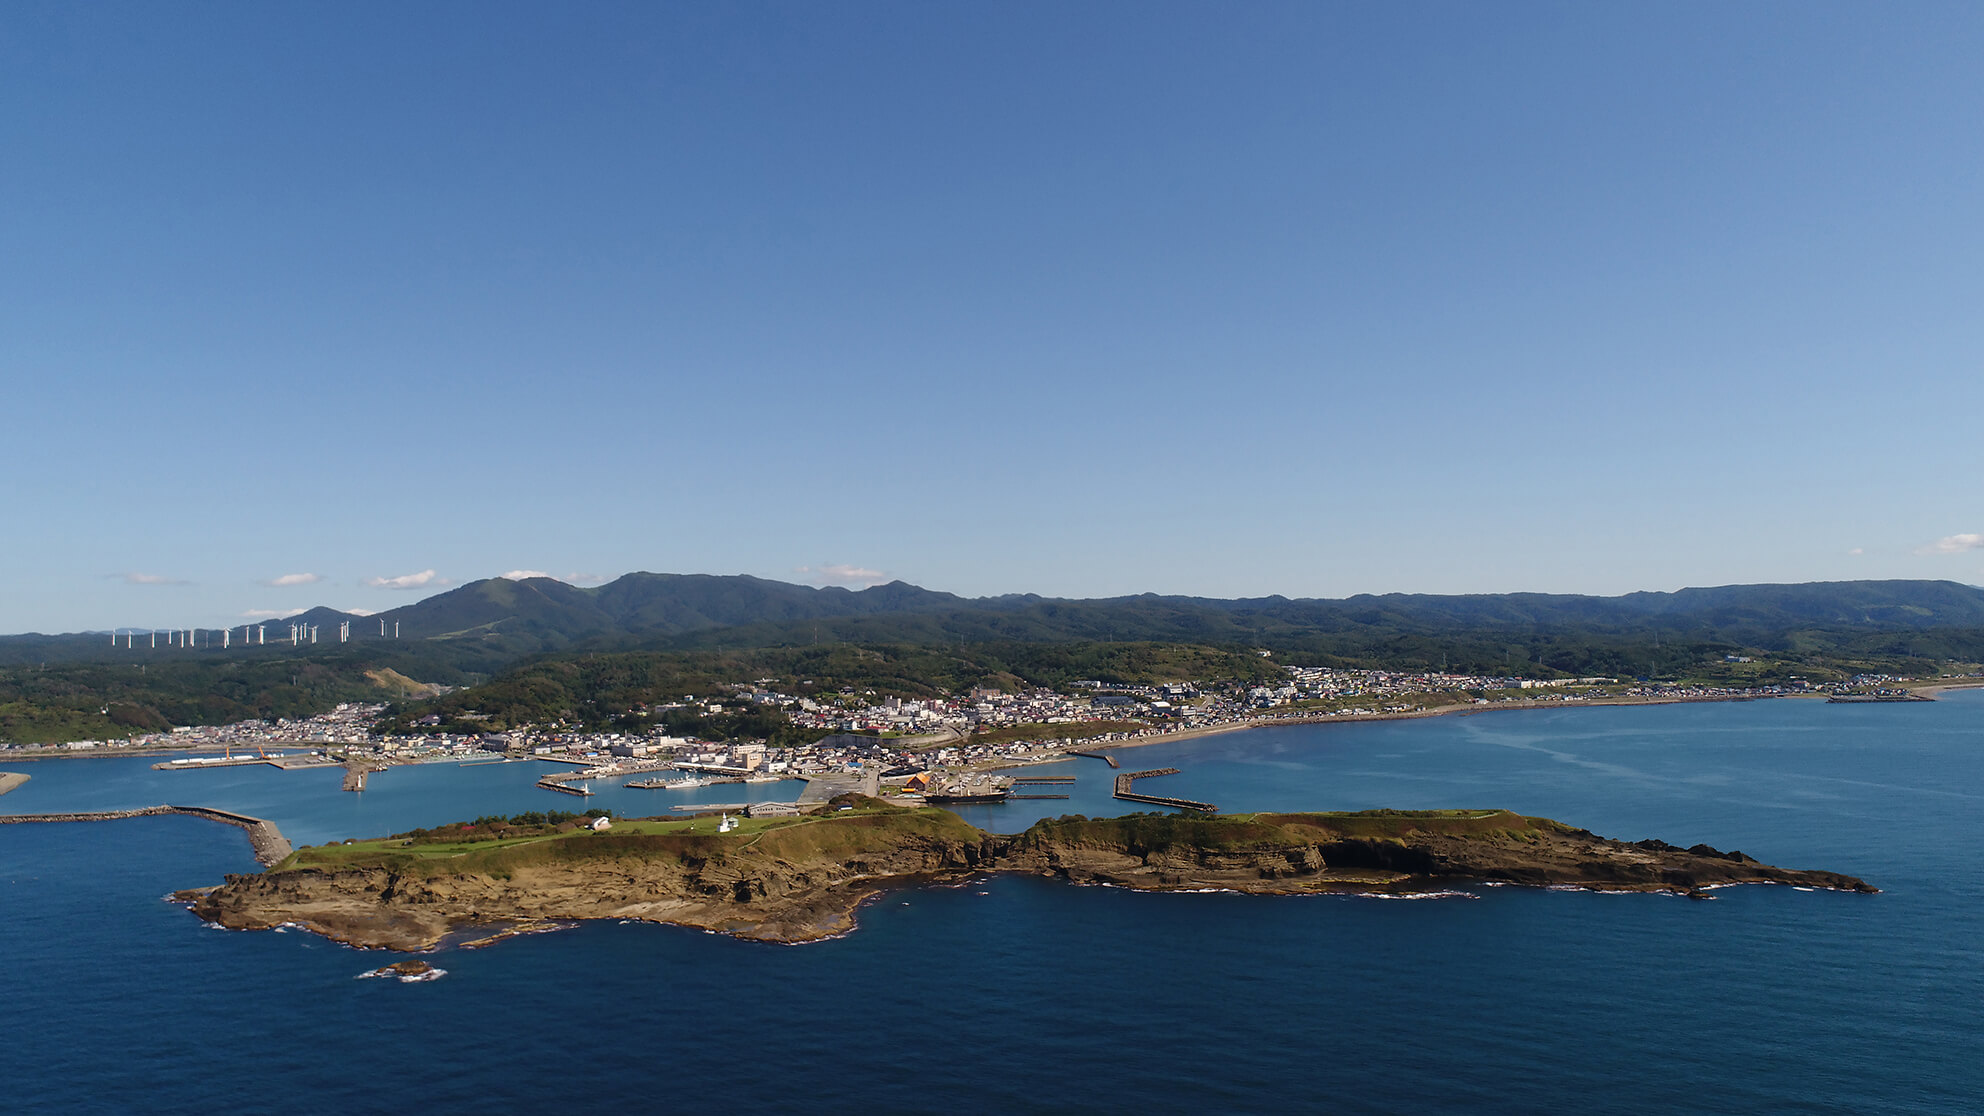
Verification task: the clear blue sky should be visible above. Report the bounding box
[5,1,1981,632]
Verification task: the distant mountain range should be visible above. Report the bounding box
[303,573,1984,647]
[15,573,1984,661]
[6,573,1984,673]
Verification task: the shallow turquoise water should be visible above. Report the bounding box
[3,693,1979,1113]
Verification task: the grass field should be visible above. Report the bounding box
[276,802,969,872]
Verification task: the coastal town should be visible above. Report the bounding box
[5,664,1956,807]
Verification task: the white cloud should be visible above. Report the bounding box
[365,568,449,591]
[795,563,889,587]
[241,608,306,620]
[499,570,612,586]
[344,608,379,617]
[1847,548,1864,556]
[120,572,188,586]
[262,572,323,587]
[1918,533,1984,556]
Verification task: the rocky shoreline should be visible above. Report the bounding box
[179,808,1875,951]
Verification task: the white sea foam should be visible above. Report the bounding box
[356,966,448,983]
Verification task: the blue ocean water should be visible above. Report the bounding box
[3,694,1980,1114]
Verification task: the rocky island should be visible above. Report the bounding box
[180,801,1875,950]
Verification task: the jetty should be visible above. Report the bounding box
[153,755,273,771]
[1113,768,1217,813]
[151,753,339,772]
[1011,776,1076,785]
[342,759,390,792]
[0,772,28,797]
[1071,751,1120,769]
[0,804,292,866]
[536,776,594,796]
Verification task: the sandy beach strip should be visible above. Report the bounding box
[0,772,29,797]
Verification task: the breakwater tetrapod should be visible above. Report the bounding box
[1112,768,1217,813]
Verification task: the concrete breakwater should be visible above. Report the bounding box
[1112,768,1217,813]
[0,804,293,866]
[0,772,29,797]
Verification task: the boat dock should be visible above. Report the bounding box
[1009,793,1071,800]
[1113,768,1216,813]
[1011,776,1076,785]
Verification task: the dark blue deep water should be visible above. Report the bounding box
[4,693,1981,1114]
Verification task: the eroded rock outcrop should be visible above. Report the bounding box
[181,808,1874,950]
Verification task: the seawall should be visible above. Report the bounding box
[0,804,292,866]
